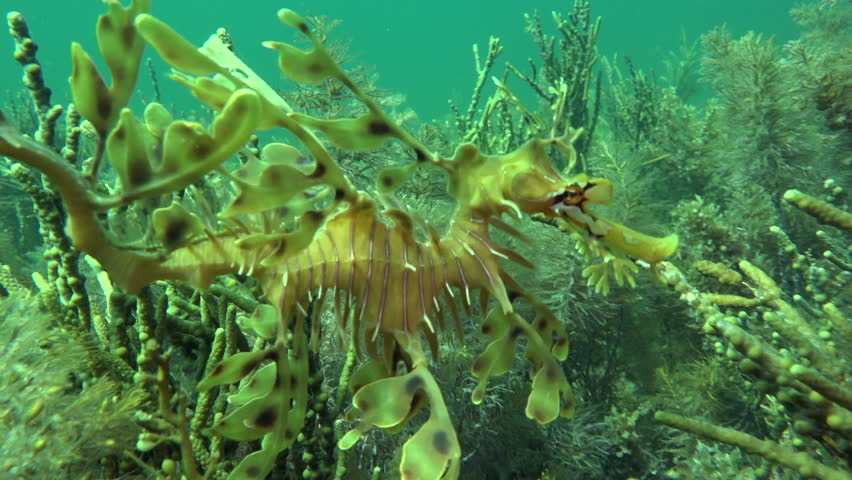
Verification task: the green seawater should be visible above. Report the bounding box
[1,0,800,122]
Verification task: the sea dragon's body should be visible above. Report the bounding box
[0,4,678,480]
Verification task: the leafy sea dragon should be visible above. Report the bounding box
[0,2,678,479]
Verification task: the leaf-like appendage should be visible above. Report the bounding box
[470,308,514,403]
[470,335,516,404]
[350,372,418,429]
[135,13,221,75]
[377,164,417,194]
[291,112,394,151]
[277,9,307,31]
[525,361,574,423]
[237,304,279,340]
[143,102,172,139]
[106,109,152,191]
[151,202,205,250]
[70,43,112,132]
[227,363,276,406]
[400,415,460,480]
[71,0,150,134]
[210,395,275,441]
[226,448,276,480]
[264,41,333,84]
[198,348,271,392]
[141,89,260,199]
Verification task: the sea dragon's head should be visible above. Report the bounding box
[445,134,678,264]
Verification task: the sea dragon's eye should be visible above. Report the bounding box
[552,185,585,206]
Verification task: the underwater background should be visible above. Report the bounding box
[0,0,849,479]
[1,0,802,121]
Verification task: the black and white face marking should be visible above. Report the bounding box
[547,182,612,238]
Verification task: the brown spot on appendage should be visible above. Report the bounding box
[536,317,549,330]
[127,155,151,186]
[245,466,261,477]
[298,22,310,34]
[271,239,288,258]
[98,16,112,32]
[239,360,257,377]
[544,364,560,383]
[309,162,326,178]
[367,119,391,136]
[381,175,393,188]
[229,99,246,117]
[352,382,365,393]
[307,63,323,74]
[112,125,126,141]
[283,429,295,440]
[264,167,282,184]
[334,188,346,201]
[163,218,188,247]
[289,374,299,390]
[210,364,223,376]
[121,23,135,48]
[404,375,424,395]
[432,431,451,455]
[481,324,492,336]
[356,399,369,412]
[554,337,567,348]
[509,326,523,340]
[305,211,325,223]
[192,138,213,159]
[96,93,112,123]
[253,406,277,428]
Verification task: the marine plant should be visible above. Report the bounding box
[0,293,144,478]
[507,0,602,157]
[451,0,602,159]
[0,1,679,478]
[655,197,851,480]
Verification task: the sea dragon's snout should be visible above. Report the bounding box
[549,175,679,264]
